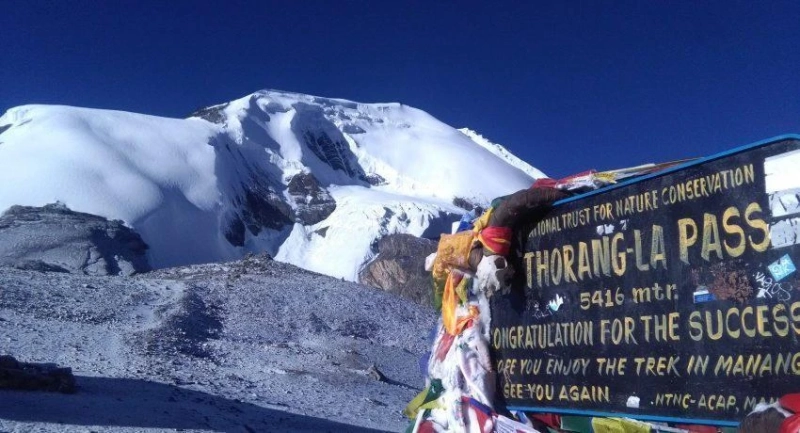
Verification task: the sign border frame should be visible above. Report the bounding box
[506,406,740,427]
[498,133,800,427]
[554,133,800,206]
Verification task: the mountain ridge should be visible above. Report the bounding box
[0,89,545,281]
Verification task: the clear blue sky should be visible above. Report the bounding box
[3,1,799,178]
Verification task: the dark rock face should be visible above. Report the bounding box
[0,203,151,276]
[211,128,294,246]
[342,124,366,135]
[222,213,247,247]
[224,185,293,245]
[286,173,336,225]
[291,103,366,181]
[452,196,479,212]
[365,174,387,186]
[238,180,294,234]
[358,234,437,306]
[188,103,229,124]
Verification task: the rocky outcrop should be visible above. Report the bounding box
[239,181,294,234]
[222,177,294,247]
[0,355,76,393]
[287,172,336,225]
[0,203,150,275]
[365,174,387,186]
[187,102,229,124]
[359,234,437,306]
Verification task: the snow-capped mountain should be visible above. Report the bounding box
[0,90,544,280]
[458,128,547,180]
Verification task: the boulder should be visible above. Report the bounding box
[0,355,76,393]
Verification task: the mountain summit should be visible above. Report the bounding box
[0,89,544,280]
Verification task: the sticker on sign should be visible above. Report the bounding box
[768,254,797,281]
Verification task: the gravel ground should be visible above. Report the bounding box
[0,254,436,432]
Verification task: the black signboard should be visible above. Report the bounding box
[490,135,800,426]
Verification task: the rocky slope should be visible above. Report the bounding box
[0,255,436,432]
